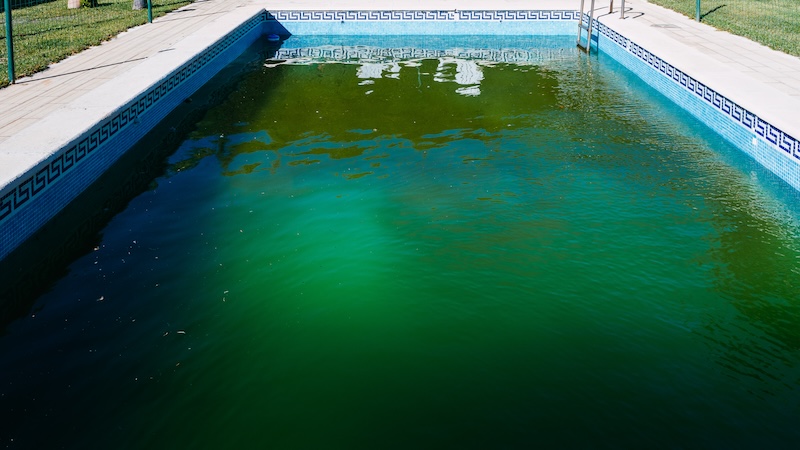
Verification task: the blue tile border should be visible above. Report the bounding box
[271,10,580,22]
[269,10,578,36]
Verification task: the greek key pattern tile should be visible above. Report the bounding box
[595,22,629,49]
[274,10,451,21]
[595,20,799,161]
[0,12,267,224]
[458,10,580,20]
[272,10,580,22]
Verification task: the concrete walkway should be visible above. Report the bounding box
[0,0,798,184]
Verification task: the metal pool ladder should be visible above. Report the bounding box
[577,0,596,52]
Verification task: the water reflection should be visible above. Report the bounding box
[168,45,564,175]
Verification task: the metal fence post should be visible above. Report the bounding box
[147,0,153,23]
[3,0,13,84]
[696,0,701,21]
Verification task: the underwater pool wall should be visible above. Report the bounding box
[1,8,800,263]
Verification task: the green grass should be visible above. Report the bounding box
[649,0,800,57]
[0,0,193,87]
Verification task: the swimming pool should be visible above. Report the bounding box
[1,33,799,448]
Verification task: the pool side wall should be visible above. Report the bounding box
[592,21,800,191]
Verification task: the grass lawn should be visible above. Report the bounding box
[1,0,193,87]
[648,0,800,57]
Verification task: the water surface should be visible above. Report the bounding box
[2,35,800,449]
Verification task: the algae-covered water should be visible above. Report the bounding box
[2,36,800,449]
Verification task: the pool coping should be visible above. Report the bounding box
[1,0,799,262]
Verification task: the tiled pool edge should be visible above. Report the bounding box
[0,8,268,261]
[2,8,800,262]
[593,20,800,191]
[271,10,578,35]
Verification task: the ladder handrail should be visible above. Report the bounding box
[609,0,628,18]
[578,0,625,52]
[577,0,596,52]
[577,0,586,46]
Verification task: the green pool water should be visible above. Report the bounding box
[2,36,800,449]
